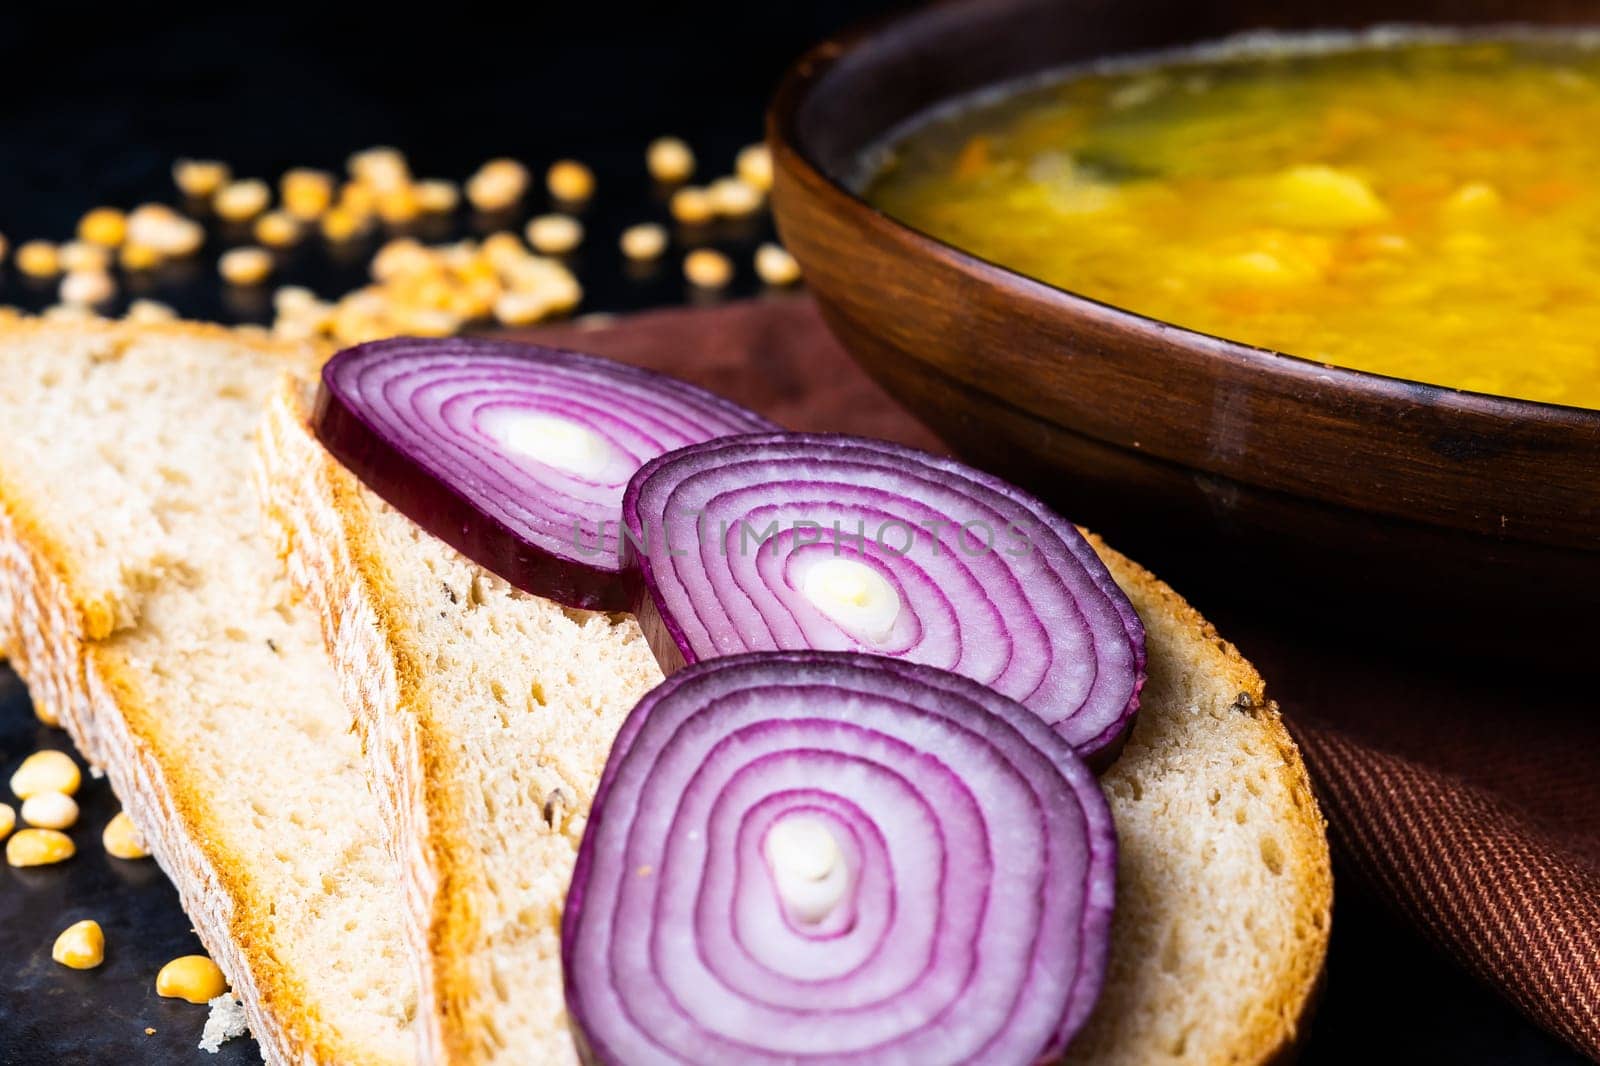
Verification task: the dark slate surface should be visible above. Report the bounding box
[2,662,1585,1064]
[0,5,1587,1064]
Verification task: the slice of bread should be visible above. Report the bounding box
[259,376,664,1064]
[260,374,1332,1066]
[0,321,417,1066]
[1062,543,1331,1065]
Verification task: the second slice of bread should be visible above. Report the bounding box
[260,373,1331,1066]
[0,321,417,1066]
[259,377,664,1064]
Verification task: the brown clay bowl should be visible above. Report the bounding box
[768,0,1600,662]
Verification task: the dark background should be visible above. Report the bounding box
[0,5,1585,1064]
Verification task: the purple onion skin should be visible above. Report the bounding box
[314,336,775,613]
[622,432,1146,766]
[315,382,638,610]
[563,651,1117,1066]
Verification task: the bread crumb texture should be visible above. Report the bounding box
[372,491,662,1065]
[260,376,662,1065]
[0,320,417,1066]
[200,993,250,1054]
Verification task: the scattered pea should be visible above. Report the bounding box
[77,208,128,249]
[218,247,274,286]
[466,159,530,213]
[20,790,79,831]
[546,159,595,203]
[281,169,335,220]
[619,223,668,262]
[11,750,82,798]
[52,920,106,970]
[669,186,714,225]
[16,240,62,278]
[735,143,774,192]
[755,242,801,287]
[157,955,229,1004]
[647,137,695,183]
[102,811,151,860]
[213,180,272,223]
[125,299,177,325]
[173,159,231,200]
[683,248,733,290]
[253,211,302,248]
[526,214,584,255]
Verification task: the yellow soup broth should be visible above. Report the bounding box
[866,35,1600,409]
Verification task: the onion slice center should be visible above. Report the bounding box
[563,651,1117,1066]
[623,432,1146,762]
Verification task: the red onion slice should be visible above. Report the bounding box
[563,651,1116,1066]
[314,337,776,611]
[622,433,1145,761]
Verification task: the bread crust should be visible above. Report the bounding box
[259,378,470,1064]
[1086,534,1332,1065]
[259,379,1332,1066]
[0,319,397,1066]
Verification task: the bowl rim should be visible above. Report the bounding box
[766,1,1600,432]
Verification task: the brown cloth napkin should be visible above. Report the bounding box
[524,297,1600,1061]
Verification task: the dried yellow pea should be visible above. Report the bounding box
[157,955,229,1004]
[59,268,114,304]
[466,159,530,213]
[414,179,460,214]
[735,143,774,192]
[6,827,75,867]
[272,285,320,318]
[492,289,554,327]
[755,243,801,287]
[526,214,584,255]
[376,186,421,225]
[119,243,162,271]
[219,247,273,286]
[683,248,733,290]
[546,159,595,203]
[620,223,668,262]
[320,207,366,242]
[126,205,204,257]
[125,299,176,324]
[281,169,335,220]
[213,179,271,222]
[371,238,434,282]
[173,159,231,199]
[647,137,696,183]
[53,920,105,970]
[77,208,128,248]
[348,147,410,193]
[11,750,81,798]
[669,186,714,226]
[707,176,762,218]
[60,241,111,274]
[253,211,302,248]
[20,791,79,831]
[103,811,150,860]
[16,241,62,278]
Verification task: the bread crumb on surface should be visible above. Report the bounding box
[199,993,249,1053]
